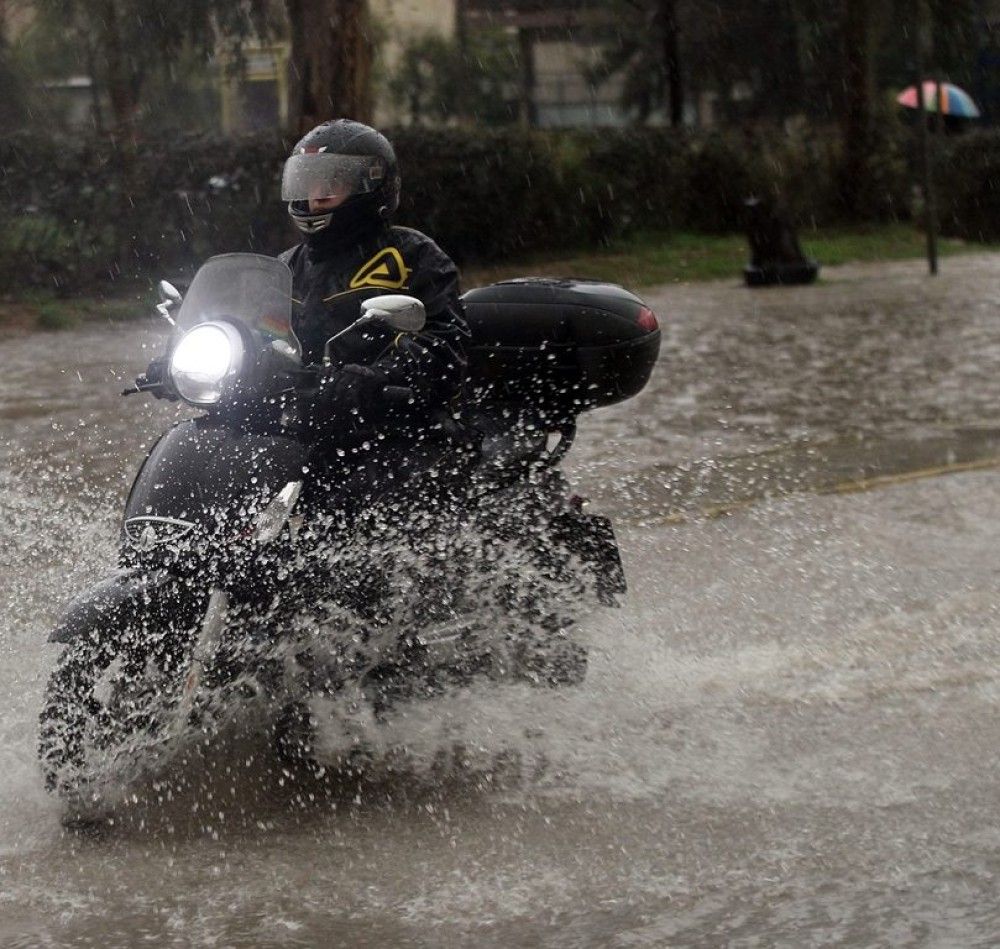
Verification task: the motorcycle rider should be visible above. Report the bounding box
[278,119,470,509]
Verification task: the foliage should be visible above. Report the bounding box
[0,123,918,291]
[0,32,34,127]
[877,0,983,91]
[30,0,276,135]
[592,0,984,126]
[133,47,224,136]
[588,0,683,124]
[393,128,579,259]
[592,0,819,124]
[0,129,291,289]
[938,130,1000,242]
[586,0,973,219]
[388,32,520,127]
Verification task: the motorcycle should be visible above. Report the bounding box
[38,253,661,812]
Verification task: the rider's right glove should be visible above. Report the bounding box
[309,363,389,432]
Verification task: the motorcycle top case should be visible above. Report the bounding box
[462,278,661,416]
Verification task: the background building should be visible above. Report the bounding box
[8,0,1000,134]
[458,0,626,127]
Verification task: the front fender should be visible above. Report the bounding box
[48,570,185,645]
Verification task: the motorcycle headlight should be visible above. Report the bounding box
[169,322,245,405]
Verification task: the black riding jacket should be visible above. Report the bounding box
[279,224,468,448]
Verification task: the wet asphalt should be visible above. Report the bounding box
[3,254,1000,946]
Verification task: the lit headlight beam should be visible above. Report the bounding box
[169,321,245,405]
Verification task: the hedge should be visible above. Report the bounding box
[0,125,911,291]
[938,130,1000,242]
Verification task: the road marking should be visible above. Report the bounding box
[829,455,1000,495]
[651,454,1000,524]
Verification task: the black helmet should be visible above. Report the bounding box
[282,119,401,236]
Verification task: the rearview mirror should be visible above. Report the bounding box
[360,295,426,333]
[322,295,428,367]
[156,280,183,326]
[159,280,182,305]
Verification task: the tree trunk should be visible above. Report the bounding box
[285,0,373,136]
[0,0,22,127]
[96,0,141,145]
[84,33,106,135]
[92,0,142,272]
[659,0,683,127]
[840,0,878,217]
[517,27,537,128]
[915,0,938,274]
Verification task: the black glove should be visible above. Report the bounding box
[310,363,388,431]
[142,356,178,401]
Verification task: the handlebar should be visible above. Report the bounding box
[122,375,165,397]
[126,356,415,408]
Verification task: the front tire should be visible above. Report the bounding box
[38,631,183,805]
[38,636,120,803]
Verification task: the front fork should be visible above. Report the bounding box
[173,587,230,735]
[171,479,303,734]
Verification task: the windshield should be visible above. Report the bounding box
[175,254,297,353]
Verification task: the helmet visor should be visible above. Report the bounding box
[281,153,385,202]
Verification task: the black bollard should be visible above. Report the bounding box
[743,196,820,287]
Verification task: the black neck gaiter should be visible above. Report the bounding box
[305,197,389,261]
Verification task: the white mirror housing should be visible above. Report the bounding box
[159,280,183,305]
[361,295,426,333]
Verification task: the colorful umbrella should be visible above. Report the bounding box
[896,81,981,119]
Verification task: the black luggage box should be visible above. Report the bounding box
[462,278,661,416]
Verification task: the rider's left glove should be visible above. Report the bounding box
[143,356,178,401]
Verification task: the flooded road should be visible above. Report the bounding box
[4,254,1000,945]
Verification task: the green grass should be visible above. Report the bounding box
[798,224,1000,268]
[465,223,1000,289]
[35,301,79,331]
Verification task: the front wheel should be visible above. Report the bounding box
[38,636,123,803]
[38,632,183,806]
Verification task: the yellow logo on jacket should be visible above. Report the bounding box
[349,247,412,290]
